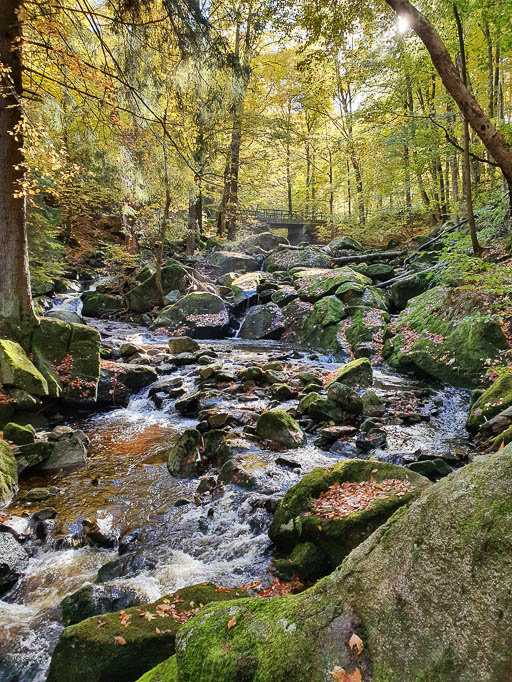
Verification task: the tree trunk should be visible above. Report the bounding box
[0,0,36,342]
[383,0,512,190]
[155,188,171,307]
[217,152,230,237]
[286,141,293,215]
[186,190,196,257]
[225,102,242,241]
[351,153,365,225]
[453,6,481,255]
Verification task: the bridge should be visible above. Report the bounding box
[244,207,334,245]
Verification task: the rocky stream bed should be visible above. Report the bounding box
[0,312,471,681]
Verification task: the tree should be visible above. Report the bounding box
[0,0,36,343]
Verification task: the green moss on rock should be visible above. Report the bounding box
[385,286,507,388]
[0,339,48,396]
[171,448,512,681]
[467,370,512,432]
[256,410,305,448]
[150,293,229,339]
[2,422,35,445]
[0,439,17,504]
[47,583,250,682]
[167,429,203,477]
[325,358,373,388]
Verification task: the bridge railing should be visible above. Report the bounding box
[245,207,334,223]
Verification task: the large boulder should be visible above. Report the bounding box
[234,231,289,254]
[256,410,305,448]
[239,303,284,340]
[31,318,100,403]
[0,531,28,596]
[169,447,512,681]
[47,584,250,682]
[151,293,229,339]
[390,270,431,309]
[293,267,370,303]
[264,247,330,273]
[328,236,363,253]
[0,339,48,397]
[125,263,188,313]
[38,432,87,471]
[269,460,429,569]
[280,298,348,358]
[46,310,83,325]
[81,292,124,317]
[2,422,35,445]
[210,251,259,276]
[97,362,158,407]
[60,583,142,626]
[0,440,17,505]
[325,358,373,388]
[345,307,389,359]
[167,429,203,478]
[385,286,508,387]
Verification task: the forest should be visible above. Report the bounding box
[1,0,512,680]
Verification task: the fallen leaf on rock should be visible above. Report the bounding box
[97,620,106,628]
[349,633,363,655]
[114,636,126,646]
[144,611,155,621]
[227,616,237,629]
[329,667,363,682]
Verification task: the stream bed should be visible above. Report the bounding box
[0,318,471,681]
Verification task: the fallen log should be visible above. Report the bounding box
[331,249,406,266]
[376,263,440,289]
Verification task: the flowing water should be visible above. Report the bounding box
[0,301,472,681]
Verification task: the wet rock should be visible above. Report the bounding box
[235,231,288,253]
[293,267,370,303]
[175,391,202,417]
[167,429,203,478]
[239,303,284,340]
[25,487,51,502]
[174,498,192,507]
[210,250,259,276]
[47,584,250,682]
[31,507,58,522]
[361,389,384,416]
[391,270,431,310]
[0,514,31,542]
[206,412,230,429]
[151,293,230,339]
[96,552,157,583]
[119,342,143,358]
[219,459,256,489]
[467,370,512,433]
[2,421,35,445]
[325,357,373,389]
[148,377,184,399]
[82,292,123,317]
[303,394,343,424]
[97,363,158,407]
[60,583,142,626]
[327,383,363,413]
[203,430,233,466]
[355,429,387,452]
[231,271,274,305]
[171,352,197,367]
[196,476,217,493]
[39,433,87,471]
[263,369,287,385]
[15,441,54,473]
[82,519,117,549]
[328,236,363,253]
[256,410,305,448]
[0,440,18,504]
[296,371,322,386]
[168,336,200,354]
[0,532,29,596]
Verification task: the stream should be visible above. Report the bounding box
[0,294,472,681]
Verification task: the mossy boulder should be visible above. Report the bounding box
[0,339,48,397]
[97,362,158,407]
[467,370,512,433]
[298,392,343,423]
[280,298,348,357]
[345,307,389,359]
[269,460,429,565]
[264,248,330,273]
[234,231,289,254]
[31,318,100,403]
[256,410,305,448]
[327,383,363,413]
[46,310,83,324]
[293,267,370,303]
[82,292,124,317]
[47,584,250,682]
[390,270,431,309]
[325,358,373,388]
[151,293,229,339]
[2,422,35,445]
[126,263,188,313]
[167,429,203,477]
[385,286,507,387]
[239,303,284,340]
[169,447,512,682]
[168,337,200,354]
[61,583,142,626]
[328,236,363,253]
[210,251,259,276]
[15,441,54,473]
[0,439,17,504]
